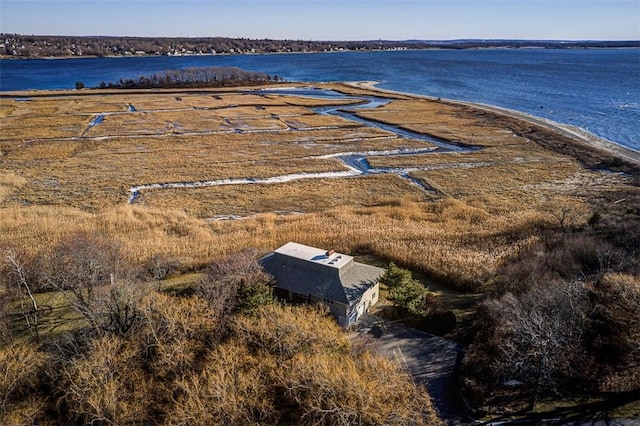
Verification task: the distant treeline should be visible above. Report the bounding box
[2,33,638,58]
[96,66,279,89]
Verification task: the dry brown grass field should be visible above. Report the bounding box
[139,174,432,218]
[1,83,638,289]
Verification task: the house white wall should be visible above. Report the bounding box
[311,283,378,328]
[343,282,380,327]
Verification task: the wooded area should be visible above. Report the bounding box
[0,242,441,425]
[2,34,638,58]
[97,67,277,89]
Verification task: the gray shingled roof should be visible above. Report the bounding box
[260,242,383,306]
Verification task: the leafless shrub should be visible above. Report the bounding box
[146,253,180,289]
[134,292,218,380]
[0,286,442,424]
[233,304,348,360]
[99,284,144,337]
[494,234,622,297]
[195,248,273,319]
[59,335,153,425]
[0,396,49,426]
[0,343,48,423]
[233,303,440,425]
[167,339,277,425]
[464,280,593,410]
[278,350,440,425]
[42,231,121,290]
[38,232,122,333]
[589,273,640,392]
[544,201,589,233]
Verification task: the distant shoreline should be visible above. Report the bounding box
[1,34,638,60]
[2,45,639,61]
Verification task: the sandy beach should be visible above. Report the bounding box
[348,81,640,167]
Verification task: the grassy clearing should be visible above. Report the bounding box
[8,271,206,342]
[9,290,86,342]
[355,98,491,145]
[0,113,90,139]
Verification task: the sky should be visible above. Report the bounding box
[1,0,639,41]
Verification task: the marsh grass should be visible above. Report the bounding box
[1,85,637,289]
[0,113,90,139]
[355,98,491,145]
[0,171,27,203]
[1,97,427,209]
[0,198,545,289]
[137,174,432,217]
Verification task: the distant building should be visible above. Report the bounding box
[261,242,382,327]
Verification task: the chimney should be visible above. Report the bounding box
[326,250,335,257]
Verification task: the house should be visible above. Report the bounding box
[260,242,383,327]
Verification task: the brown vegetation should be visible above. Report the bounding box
[462,193,640,413]
[139,175,431,218]
[0,239,441,424]
[1,84,639,419]
[1,85,637,290]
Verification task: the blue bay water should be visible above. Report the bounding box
[1,49,639,151]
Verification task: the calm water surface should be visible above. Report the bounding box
[1,49,638,151]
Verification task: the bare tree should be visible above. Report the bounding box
[146,253,179,291]
[99,284,143,337]
[483,280,590,409]
[2,249,40,341]
[39,232,121,334]
[195,248,273,319]
[544,201,589,233]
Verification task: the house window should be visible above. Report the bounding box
[372,292,376,300]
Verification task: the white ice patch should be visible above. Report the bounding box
[128,170,361,204]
